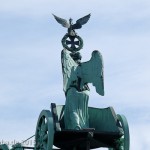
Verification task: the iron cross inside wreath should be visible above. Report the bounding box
[53,14,91,52]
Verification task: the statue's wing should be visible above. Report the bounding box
[61,49,78,93]
[72,14,91,29]
[79,50,104,96]
[53,14,70,28]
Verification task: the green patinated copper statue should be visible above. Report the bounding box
[53,14,104,130]
[0,14,130,150]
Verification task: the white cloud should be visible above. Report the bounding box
[0,0,150,20]
[130,123,150,150]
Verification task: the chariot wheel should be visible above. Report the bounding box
[35,110,54,150]
[0,144,9,150]
[108,114,130,150]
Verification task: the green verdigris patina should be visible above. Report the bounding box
[53,14,104,130]
[0,14,130,150]
[61,49,89,129]
[61,49,104,130]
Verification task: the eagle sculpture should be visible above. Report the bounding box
[53,14,91,36]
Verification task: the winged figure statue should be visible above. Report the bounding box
[53,14,91,36]
[61,48,104,130]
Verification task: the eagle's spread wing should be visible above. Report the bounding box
[77,50,104,96]
[61,49,78,93]
[72,14,91,29]
[53,14,70,28]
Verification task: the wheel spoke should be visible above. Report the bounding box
[37,127,41,135]
[41,117,45,128]
[43,134,48,141]
[42,122,48,132]
[43,142,47,150]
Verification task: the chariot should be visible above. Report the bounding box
[0,103,129,150]
[34,103,129,150]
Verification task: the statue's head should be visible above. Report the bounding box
[70,52,82,64]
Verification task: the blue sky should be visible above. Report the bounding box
[0,0,150,149]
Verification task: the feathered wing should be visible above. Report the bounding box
[78,50,104,96]
[61,49,78,93]
[53,14,70,28]
[72,14,91,29]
